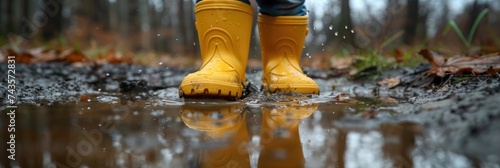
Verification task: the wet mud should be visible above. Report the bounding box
[1,63,500,167]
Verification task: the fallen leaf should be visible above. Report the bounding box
[393,48,404,63]
[60,50,87,63]
[98,50,133,64]
[335,93,350,101]
[330,55,354,70]
[6,49,33,64]
[419,49,500,77]
[378,97,399,104]
[34,49,59,62]
[377,76,401,89]
[80,95,90,102]
[362,106,378,119]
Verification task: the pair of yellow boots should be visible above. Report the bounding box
[179,1,319,99]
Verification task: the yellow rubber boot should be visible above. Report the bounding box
[258,14,320,94]
[179,0,254,99]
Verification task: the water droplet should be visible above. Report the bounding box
[193,42,196,46]
[106,73,110,76]
[138,69,142,73]
[98,124,102,127]
[157,34,160,37]
[343,36,346,39]
[87,107,91,110]
[303,45,306,48]
[313,27,316,30]
[345,25,348,29]
[210,25,213,28]
[351,30,354,33]
[87,99,91,102]
[175,38,178,41]
[321,43,324,46]
[306,10,310,15]
[335,32,338,36]
[306,53,311,58]
[210,113,223,119]
[158,62,163,65]
[329,25,333,30]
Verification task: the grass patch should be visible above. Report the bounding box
[443,9,489,49]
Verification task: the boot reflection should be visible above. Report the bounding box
[180,103,250,168]
[258,104,318,168]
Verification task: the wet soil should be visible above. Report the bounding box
[1,63,500,167]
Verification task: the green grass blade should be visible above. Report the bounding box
[380,30,404,49]
[448,20,469,48]
[442,22,452,36]
[467,9,489,44]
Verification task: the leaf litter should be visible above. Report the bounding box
[418,49,500,77]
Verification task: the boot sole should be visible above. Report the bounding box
[262,83,319,95]
[179,79,243,99]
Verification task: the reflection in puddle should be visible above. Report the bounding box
[0,95,479,167]
[180,103,250,168]
[258,104,316,168]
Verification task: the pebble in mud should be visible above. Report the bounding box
[119,80,149,93]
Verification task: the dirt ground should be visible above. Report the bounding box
[1,62,500,167]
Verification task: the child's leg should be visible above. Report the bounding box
[196,0,251,5]
[255,0,307,16]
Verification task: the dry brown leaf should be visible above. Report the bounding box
[377,77,401,88]
[334,93,350,101]
[79,95,90,102]
[362,106,378,119]
[60,50,87,63]
[378,97,399,104]
[330,55,354,70]
[393,48,404,63]
[6,49,33,64]
[419,49,500,77]
[98,50,133,64]
[34,49,59,62]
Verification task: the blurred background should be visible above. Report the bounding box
[1,0,500,68]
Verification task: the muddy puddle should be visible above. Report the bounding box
[1,92,480,168]
[2,63,499,167]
